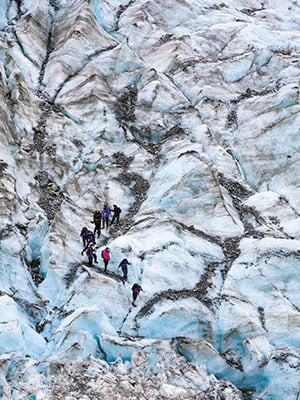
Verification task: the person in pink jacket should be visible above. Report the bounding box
[101,247,110,272]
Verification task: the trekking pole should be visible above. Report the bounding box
[139,295,146,304]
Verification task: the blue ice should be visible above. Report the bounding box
[90,0,108,32]
[27,219,49,259]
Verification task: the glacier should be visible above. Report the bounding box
[0,0,299,399]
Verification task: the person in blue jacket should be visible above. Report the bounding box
[80,227,89,247]
[81,230,95,255]
[118,258,131,281]
[101,205,111,229]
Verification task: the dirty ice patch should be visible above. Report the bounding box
[244,191,282,211]
[140,233,222,296]
[263,347,300,400]
[244,191,300,238]
[136,72,189,113]
[221,49,272,84]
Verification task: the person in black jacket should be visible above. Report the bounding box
[110,204,121,226]
[93,209,102,238]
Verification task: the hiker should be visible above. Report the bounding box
[86,242,98,265]
[101,247,110,272]
[80,226,89,247]
[86,230,95,244]
[81,230,95,255]
[110,204,122,226]
[93,209,102,238]
[101,205,111,229]
[131,283,145,307]
[118,258,131,281]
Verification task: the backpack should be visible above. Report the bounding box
[132,283,139,291]
[101,250,104,258]
[86,247,93,257]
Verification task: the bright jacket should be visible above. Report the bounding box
[102,249,110,260]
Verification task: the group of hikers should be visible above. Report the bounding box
[79,205,145,307]
[89,204,122,238]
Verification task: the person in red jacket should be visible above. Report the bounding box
[86,243,98,266]
[131,283,145,307]
[101,247,110,272]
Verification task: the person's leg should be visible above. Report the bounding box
[110,214,115,226]
[104,259,108,272]
[88,256,92,265]
[93,254,98,263]
[96,223,101,237]
[132,292,137,306]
